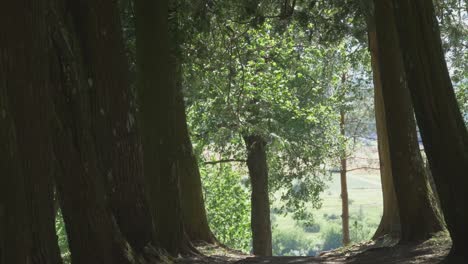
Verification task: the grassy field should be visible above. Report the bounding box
[271,143,383,256]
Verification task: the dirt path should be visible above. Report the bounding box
[178,235,451,264]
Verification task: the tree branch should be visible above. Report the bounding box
[203,159,247,165]
[346,167,380,172]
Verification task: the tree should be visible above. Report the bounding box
[185,19,340,253]
[339,108,351,246]
[175,85,217,244]
[67,0,156,252]
[0,1,62,263]
[48,1,149,263]
[390,0,468,260]
[135,0,191,255]
[118,0,217,245]
[244,135,273,256]
[368,24,400,239]
[373,0,445,242]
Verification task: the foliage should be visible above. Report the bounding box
[272,228,319,256]
[55,210,71,264]
[184,16,350,222]
[200,163,252,252]
[349,206,373,243]
[296,218,321,233]
[435,0,468,123]
[321,226,342,251]
[116,0,465,256]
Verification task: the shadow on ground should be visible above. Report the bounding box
[178,233,451,264]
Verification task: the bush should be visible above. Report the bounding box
[201,164,252,253]
[321,226,343,251]
[349,206,373,243]
[272,228,318,256]
[296,219,321,233]
[325,213,339,221]
[350,217,372,243]
[303,223,321,233]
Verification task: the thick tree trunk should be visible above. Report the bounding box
[0,190,3,264]
[243,135,272,256]
[0,2,63,264]
[369,23,401,240]
[391,0,468,260]
[68,0,156,252]
[339,110,351,246]
[0,204,3,264]
[176,88,217,244]
[135,0,191,255]
[374,0,444,242]
[48,2,145,263]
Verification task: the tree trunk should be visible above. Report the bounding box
[0,2,63,263]
[339,110,351,246]
[374,0,444,242]
[0,189,3,264]
[67,0,156,252]
[48,2,145,263]
[176,87,217,244]
[0,205,3,264]
[135,0,191,255]
[391,0,468,260]
[243,135,272,256]
[368,18,401,240]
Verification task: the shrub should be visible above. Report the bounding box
[350,217,372,243]
[325,213,339,221]
[201,164,252,253]
[272,228,318,256]
[321,226,343,251]
[296,219,321,233]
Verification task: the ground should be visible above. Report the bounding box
[178,233,451,263]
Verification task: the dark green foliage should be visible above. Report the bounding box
[296,219,321,233]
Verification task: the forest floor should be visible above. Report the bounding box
[177,233,451,264]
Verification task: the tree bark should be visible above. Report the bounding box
[0,2,63,263]
[67,0,156,252]
[0,187,3,264]
[176,87,217,244]
[244,135,273,256]
[374,0,444,242]
[369,15,401,240]
[391,0,468,260]
[135,0,191,255]
[339,110,351,246]
[48,2,146,263]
